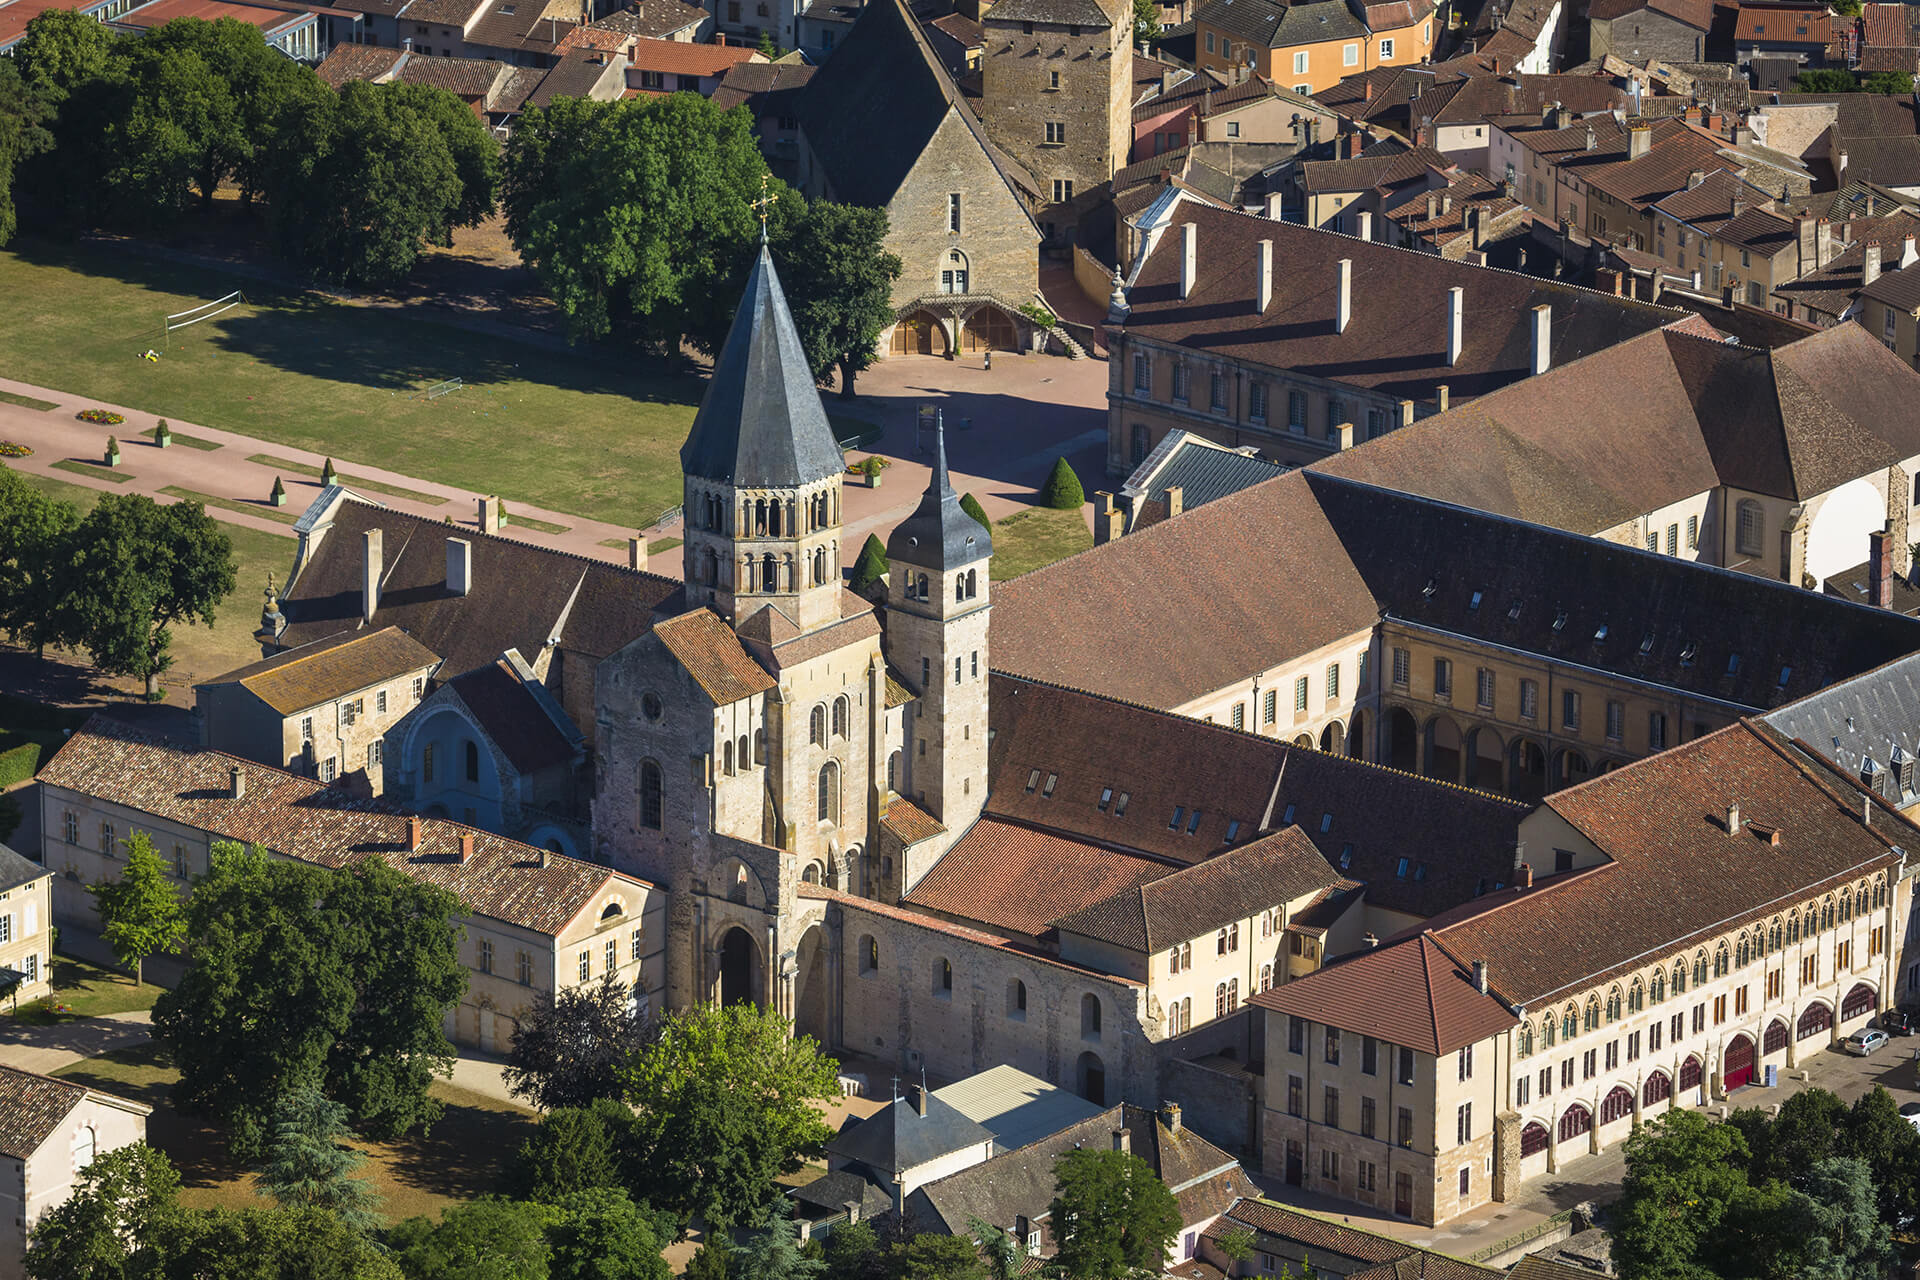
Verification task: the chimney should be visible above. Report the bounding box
[540,846,553,868]
[1441,193,1451,217]
[1519,862,1533,888]
[1817,219,1834,269]
[1726,802,1741,835]
[1162,1102,1183,1133]
[1866,243,1883,288]
[1863,793,1873,826]
[1363,80,1373,102]
[1686,169,1705,189]
[1796,212,1817,274]
[1335,421,1355,450]
[1731,196,1747,219]
[907,1084,928,1115]
[1265,191,1284,220]
[1446,286,1463,366]
[1180,221,1198,299]
[1358,210,1373,242]
[1347,130,1364,157]
[362,529,383,622]
[1530,303,1551,375]
[1839,150,1849,180]
[1165,485,1184,519]
[446,537,472,597]
[1112,1127,1131,1154]
[1627,124,1650,159]
[407,814,422,851]
[1471,205,1486,250]
[1473,960,1489,994]
[1427,192,1438,220]
[1872,528,1894,609]
[458,832,475,863]
[1904,234,1919,269]
[479,495,502,534]
[1095,492,1124,544]
[1336,258,1352,334]
[1257,238,1273,314]
[1398,399,1414,429]
[229,766,245,800]
[628,536,645,571]
[1437,384,1450,413]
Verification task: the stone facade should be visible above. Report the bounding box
[885,546,991,837]
[1591,8,1705,65]
[977,0,1131,209]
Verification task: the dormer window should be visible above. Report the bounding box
[1187,809,1202,834]
[1777,665,1791,687]
[1113,791,1130,816]
[1170,806,1186,830]
[1226,820,1241,842]
[1025,769,1040,793]
[1639,632,1655,656]
[1098,786,1113,811]
[1552,610,1568,632]
[1593,625,1607,643]
[1319,812,1333,832]
[1042,773,1058,798]
[1468,591,1483,610]
[1680,643,1697,666]
[1508,601,1523,621]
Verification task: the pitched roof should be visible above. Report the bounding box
[709,58,816,110]
[1423,721,1910,1007]
[1590,0,1709,27]
[1763,650,1920,806]
[929,1066,1107,1150]
[626,35,761,74]
[1735,2,1830,43]
[277,498,676,682]
[1300,145,1452,194]
[1196,0,1366,48]
[206,626,440,716]
[445,659,579,773]
[315,42,404,87]
[0,1068,92,1160]
[395,53,511,97]
[0,844,49,895]
[37,720,649,935]
[981,0,1114,26]
[1053,827,1338,952]
[886,419,991,571]
[1119,203,1679,405]
[680,243,844,489]
[905,818,1173,939]
[1121,431,1287,520]
[826,1089,995,1174]
[1251,931,1517,1054]
[581,0,705,37]
[652,609,777,705]
[880,795,947,845]
[1213,1201,1502,1279]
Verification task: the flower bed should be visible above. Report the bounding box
[0,442,30,458]
[77,409,125,425]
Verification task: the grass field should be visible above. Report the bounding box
[12,468,298,692]
[990,506,1091,579]
[50,458,133,483]
[246,453,447,505]
[9,955,162,1023]
[142,426,221,451]
[160,485,300,525]
[52,1044,535,1223]
[0,240,703,529]
[0,390,56,411]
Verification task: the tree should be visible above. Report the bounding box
[514,1098,630,1203]
[1039,457,1085,511]
[157,1205,405,1280]
[1612,1109,1756,1280]
[889,1233,987,1280]
[502,93,776,348]
[1792,69,1859,93]
[151,842,466,1158]
[1797,1156,1893,1280]
[0,464,81,656]
[849,534,889,595]
[255,1083,382,1233]
[958,493,990,532]
[389,1197,558,1280]
[620,1002,840,1227]
[821,1218,882,1280]
[266,79,497,286]
[1840,1086,1920,1225]
[685,1232,733,1280]
[23,1143,179,1280]
[546,1188,673,1280]
[1863,70,1913,94]
[0,60,52,247]
[1214,1227,1256,1267]
[773,202,902,398]
[1045,1148,1181,1280]
[12,8,114,103]
[1131,0,1160,44]
[968,1218,1021,1280]
[504,970,648,1111]
[85,831,185,985]
[733,1198,824,1280]
[63,493,235,697]
[0,792,22,844]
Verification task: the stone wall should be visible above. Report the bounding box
[886,110,1040,310]
[1161,1055,1263,1160]
[1591,11,1703,65]
[979,5,1129,208]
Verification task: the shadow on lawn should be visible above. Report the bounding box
[52,1042,247,1192]
[376,1092,536,1204]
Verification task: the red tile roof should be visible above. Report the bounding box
[653,609,776,705]
[315,42,405,87]
[906,817,1170,938]
[1735,2,1830,42]
[1251,931,1517,1056]
[880,795,947,846]
[0,1068,90,1160]
[627,35,762,74]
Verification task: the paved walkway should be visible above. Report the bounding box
[0,1009,154,1077]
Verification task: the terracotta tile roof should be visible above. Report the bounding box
[709,59,816,109]
[1252,929,1517,1055]
[1590,0,1709,27]
[397,53,510,96]
[464,0,577,52]
[980,675,1528,918]
[206,626,440,716]
[38,720,647,935]
[627,35,761,74]
[764,594,884,669]
[277,497,676,685]
[652,610,776,705]
[403,0,487,25]
[315,42,404,87]
[1770,211,1920,317]
[1301,146,1452,194]
[1054,827,1337,952]
[1735,2,1829,43]
[905,818,1170,938]
[445,659,578,773]
[880,795,946,846]
[929,10,982,43]
[579,0,705,38]
[1212,1200,1502,1278]
[1424,721,1910,1007]
[0,1067,88,1160]
[884,670,916,709]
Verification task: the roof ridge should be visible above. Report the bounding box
[333,496,677,586]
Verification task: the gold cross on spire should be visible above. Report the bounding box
[750,173,779,243]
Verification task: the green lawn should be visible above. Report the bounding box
[52,1044,536,1223]
[141,427,222,451]
[49,458,133,483]
[245,454,447,505]
[9,954,162,1023]
[10,467,298,691]
[990,506,1092,579]
[0,390,56,411]
[0,239,704,529]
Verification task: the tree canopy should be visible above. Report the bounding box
[254,1083,382,1234]
[772,202,902,398]
[0,464,82,656]
[504,970,649,1112]
[1039,458,1086,511]
[389,1197,559,1280]
[86,830,186,986]
[151,842,466,1158]
[1045,1148,1182,1280]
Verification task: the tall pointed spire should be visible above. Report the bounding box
[680,243,843,489]
[887,410,992,569]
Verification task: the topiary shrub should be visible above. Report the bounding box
[959,492,990,530]
[850,534,889,595]
[320,457,338,485]
[1039,457,1085,510]
[270,476,287,507]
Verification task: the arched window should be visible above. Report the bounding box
[1583,998,1600,1033]
[1517,1024,1534,1057]
[465,741,480,783]
[1562,1007,1578,1040]
[639,761,663,829]
[769,501,782,537]
[1643,1070,1672,1107]
[763,553,778,592]
[1672,963,1687,995]
[1600,1086,1633,1126]
[1769,919,1783,952]
[1693,952,1708,986]
[1215,983,1230,1018]
[1605,989,1622,1022]
[1822,898,1836,931]
[832,696,849,739]
[1679,1055,1703,1092]
[1735,936,1750,968]
[859,935,878,973]
[1082,993,1102,1037]
[704,549,718,586]
[1259,963,1273,992]
[934,957,953,994]
[1789,912,1801,944]
[724,740,734,775]
[1735,499,1764,557]
[1542,1015,1556,1048]
[1009,979,1027,1019]
[1650,969,1665,1003]
[966,569,977,599]
[1520,1122,1549,1158]
[738,735,749,772]
[1559,1104,1592,1143]
[942,249,969,294]
[1874,878,1887,909]
[810,705,826,746]
[1713,944,1729,978]
[957,576,966,603]
[71,1125,95,1174]
[915,573,929,601]
[818,762,839,824]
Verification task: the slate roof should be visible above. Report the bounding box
[446,659,579,774]
[980,0,1113,26]
[276,498,676,684]
[1197,0,1366,47]
[1053,827,1338,952]
[652,610,777,705]
[1762,650,1920,805]
[1314,322,1920,525]
[886,418,990,571]
[1301,145,1452,194]
[680,243,845,489]
[1422,720,1909,1007]
[0,1068,91,1160]
[1121,431,1287,516]
[1862,258,1920,311]
[0,844,48,895]
[709,59,816,110]
[38,719,648,936]
[1251,930,1517,1054]
[826,1089,995,1175]
[1118,202,1678,404]
[905,818,1173,939]
[207,626,440,716]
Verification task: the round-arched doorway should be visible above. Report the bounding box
[719,927,759,1008]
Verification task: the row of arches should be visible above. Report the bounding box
[889,305,1020,357]
[691,488,841,538]
[1383,708,1621,801]
[808,697,853,747]
[1284,711,1367,758]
